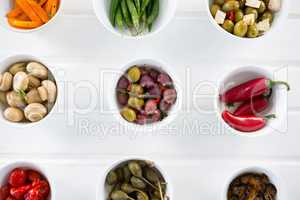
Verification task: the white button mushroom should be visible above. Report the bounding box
[28,75,41,89]
[41,80,57,103]
[0,72,13,92]
[37,86,48,102]
[26,62,48,80]
[25,89,43,104]
[268,0,281,12]
[6,91,27,108]
[13,71,29,92]
[9,62,26,75]
[24,103,47,122]
[4,107,24,122]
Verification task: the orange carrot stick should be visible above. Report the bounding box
[17,13,30,20]
[6,7,23,18]
[27,0,49,23]
[45,0,53,14]
[16,0,42,22]
[8,18,43,29]
[50,0,59,17]
[39,0,48,6]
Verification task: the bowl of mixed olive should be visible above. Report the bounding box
[103,159,171,200]
[225,168,280,200]
[114,59,178,128]
[0,55,58,125]
[208,0,286,38]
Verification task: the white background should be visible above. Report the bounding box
[0,0,300,199]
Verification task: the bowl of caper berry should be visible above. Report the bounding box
[207,0,288,39]
[101,159,172,200]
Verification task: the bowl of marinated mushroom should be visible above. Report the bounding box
[225,167,281,200]
[207,0,287,39]
[0,55,58,124]
[101,159,171,200]
[112,59,179,129]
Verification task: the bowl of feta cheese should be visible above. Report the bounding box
[206,0,288,39]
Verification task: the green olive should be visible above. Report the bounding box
[111,190,134,200]
[130,176,146,189]
[214,0,224,5]
[106,171,118,185]
[116,168,124,182]
[233,20,248,37]
[247,24,259,38]
[145,168,160,183]
[245,7,258,20]
[258,1,266,13]
[136,191,149,200]
[121,183,136,193]
[222,19,235,33]
[121,107,136,122]
[235,9,244,22]
[130,84,144,95]
[222,0,240,12]
[128,161,143,177]
[127,66,141,83]
[210,4,221,17]
[128,97,144,110]
[123,166,131,183]
[261,11,273,23]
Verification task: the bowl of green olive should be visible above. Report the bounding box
[110,59,181,130]
[101,159,172,200]
[224,167,283,200]
[207,0,288,39]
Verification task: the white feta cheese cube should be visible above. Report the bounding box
[243,14,255,25]
[246,0,262,8]
[268,0,281,12]
[214,10,226,24]
[257,19,271,32]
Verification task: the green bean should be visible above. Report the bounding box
[116,7,124,32]
[110,0,121,26]
[121,0,132,27]
[147,0,159,25]
[126,0,140,30]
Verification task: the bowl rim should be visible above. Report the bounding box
[0,161,55,200]
[97,157,173,200]
[92,0,178,39]
[107,58,182,132]
[205,0,289,41]
[0,54,60,128]
[0,0,63,33]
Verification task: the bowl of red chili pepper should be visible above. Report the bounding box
[216,66,290,136]
[109,58,181,131]
[0,0,62,32]
[0,162,53,200]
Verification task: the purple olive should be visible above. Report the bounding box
[145,99,158,115]
[159,100,172,112]
[148,84,161,97]
[140,75,155,88]
[163,89,177,104]
[117,76,130,89]
[117,92,129,106]
[149,69,160,80]
[157,73,172,86]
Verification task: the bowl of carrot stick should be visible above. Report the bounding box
[0,0,61,32]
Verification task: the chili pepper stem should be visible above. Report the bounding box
[264,114,276,120]
[269,80,290,91]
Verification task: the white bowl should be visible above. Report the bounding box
[223,167,282,200]
[215,66,288,137]
[0,0,63,33]
[93,0,177,39]
[0,54,59,127]
[98,157,173,200]
[108,58,182,132]
[0,161,54,200]
[206,0,288,40]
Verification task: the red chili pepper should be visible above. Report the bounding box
[227,11,235,21]
[222,110,275,132]
[10,184,32,200]
[234,96,269,116]
[220,77,290,103]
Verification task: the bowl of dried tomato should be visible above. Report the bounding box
[0,162,53,200]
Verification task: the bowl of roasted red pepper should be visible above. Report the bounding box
[0,162,52,200]
[217,66,290,135]
[113,59,179,129]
